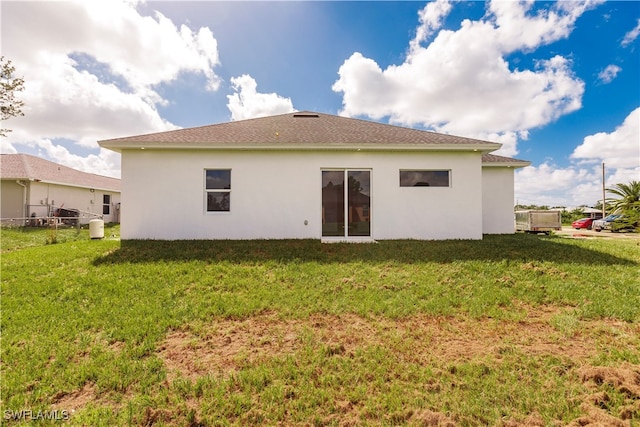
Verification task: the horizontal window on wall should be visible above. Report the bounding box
[205,169,231,212]
[400,170,450,187]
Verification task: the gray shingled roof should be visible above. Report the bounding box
[481,153,531,167]
[99,111,502,151]
[1,154,121,191]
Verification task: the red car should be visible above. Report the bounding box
[572,217,594,230]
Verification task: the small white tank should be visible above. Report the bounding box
[89,219,105,239]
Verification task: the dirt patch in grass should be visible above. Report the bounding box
[41,307,637,424]
[578,364,640,398]
[51,382,98,413]
[570,363,640,426]
[157,307,639,425]
[158,312,381,381]
[158,306,624,380]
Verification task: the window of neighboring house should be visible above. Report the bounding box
[205,169,231,212]
[103,194,111,215]
[399,170,450,187]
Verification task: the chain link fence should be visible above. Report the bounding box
[1,206,103,230]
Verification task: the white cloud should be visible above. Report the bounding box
[597,64,622,84]
[516,108,640,207]
[3,52,178,148]
[516,162,640,208]
[1,0,221,176]
[409,0,452,53]
[474,130,529,158]
[35,139,122,179]
[333,0,601,155]
[571,107,640,169]
[621,18,640,47]
[515,162,597,207]
[489,0,602,52]
[227,75,295,121]
[606,167,640,190]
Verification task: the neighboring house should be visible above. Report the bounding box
[563,206,603,219]
[1,153,121,225]
[99,111,529,241]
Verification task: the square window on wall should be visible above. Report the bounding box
[205,169,231,212]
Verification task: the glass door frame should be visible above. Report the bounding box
[321,168,372,241]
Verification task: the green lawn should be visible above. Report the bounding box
[1,226,639,426]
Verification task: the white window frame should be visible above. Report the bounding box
[103,194,111,215]
[399,169,451,188]
[204,169,231,214]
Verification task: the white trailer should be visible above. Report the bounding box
[515,210,562,234]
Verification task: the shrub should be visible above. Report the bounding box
[611,208,639,232]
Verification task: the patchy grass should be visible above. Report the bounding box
[1,229,639,425]
[1,224,120,252]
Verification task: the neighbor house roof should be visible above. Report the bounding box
[0,154,120,192]
[99,111,503,153]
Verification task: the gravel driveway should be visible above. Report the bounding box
[555,226,639,239]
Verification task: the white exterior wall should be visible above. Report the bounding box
[481,167,515,234]
[1,180,26,220]
[121,149,483,240]
[28,182,121,224]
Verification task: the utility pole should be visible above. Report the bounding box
[602,162,606,218]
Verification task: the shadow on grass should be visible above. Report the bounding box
[92,234,636,266]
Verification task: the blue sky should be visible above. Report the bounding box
[2,0,639,207]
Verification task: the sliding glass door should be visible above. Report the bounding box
[322,170,371,237]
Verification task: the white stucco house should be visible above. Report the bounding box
[0,154,121,225]
[99,111,529,241]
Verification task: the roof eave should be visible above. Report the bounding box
[0,176,29,181]
[482,161,531,169]
[99,142,502,153]
[1,176,120,192]
[31,178,120,192]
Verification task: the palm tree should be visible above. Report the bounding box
[606,180,640,213]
